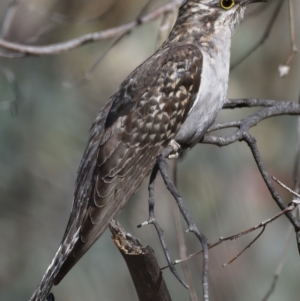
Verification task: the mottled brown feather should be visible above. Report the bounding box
[54,44,202,284]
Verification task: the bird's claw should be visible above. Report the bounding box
[168,139,181,159]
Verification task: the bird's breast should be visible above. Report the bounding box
[174,45,230,148]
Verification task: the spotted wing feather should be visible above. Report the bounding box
[53,44,203,284]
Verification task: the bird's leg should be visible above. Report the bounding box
[137,164,159,228]
[137,163,189,288]
[157,146,210,301]
[168,139,181,159]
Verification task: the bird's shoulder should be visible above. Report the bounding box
[105,43,203,128]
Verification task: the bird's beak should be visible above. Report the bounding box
[246,0,268,4]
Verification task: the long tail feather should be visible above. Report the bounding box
[29,229,80,301]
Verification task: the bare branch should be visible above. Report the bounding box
[261,225,293,301]
[278,0,298,77]
[138,163,189,289]
[157,147,209,301]
[135,0,156,22]
[155,10,174,49]
[25,24,58,44]
[0,67,21,114]
[243,133,300,229]
[222,226,266,267]
[246,2,270,17]
[63,0,163,87]
[109,220,172,301]
[207,121,241,132]
[261,102,300,300]
[224,98,280,109]
[230,0,284,71]
[0,3,178,57]
[272,176,300,198]
[0,0,18,38]
[18,0,120,25]
[172,161,200,301]
[162,202,297,269]
[63,32,129,88]
[286,0,298,61]
[205,101,300,147]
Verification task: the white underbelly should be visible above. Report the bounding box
[175,49,229,148]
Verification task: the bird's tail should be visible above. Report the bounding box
[29,229,80,301]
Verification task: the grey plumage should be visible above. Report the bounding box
[30,0,262,300]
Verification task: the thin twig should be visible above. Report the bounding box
[18,0,120,25]
[157,146,209,301]
[0,0,18,38]
[63,32,129,87]
[136,0,156,22]
[278,0,299,77]
[272,176,300,198]
[63,0,162,87]
[172,161,200,301]
[295,85,300,253]
[230,0,284,71]
[222,226,266,267]
[244,133,300,229]
[161,202,297,269]
[284,0,298,65]
[292,143,300,193]
[156,0,179,49]
[205,101,300,230]
[261,225,293,301]
[155,11,172,49]
[25,24,58,44]
[204,99,300,232]
[0,3,179,57]
[0,68,21,114]
[246,2,270,17]
[138,163,189,289]
[0,0,24,57]
[21,1,120,44]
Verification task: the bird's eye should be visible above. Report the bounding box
[220,0,235,9]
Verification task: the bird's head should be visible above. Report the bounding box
[167,0,266,45]
[179,0,267,32]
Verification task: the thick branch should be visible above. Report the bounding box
[224,98,281,109]
[203,100,300,230]
[109,220,172,301]
[205,101,300,145]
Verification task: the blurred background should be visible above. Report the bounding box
[0,0,299,300]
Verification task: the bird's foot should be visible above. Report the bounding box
[168,139,181,159]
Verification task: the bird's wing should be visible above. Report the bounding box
[54,43,203,284]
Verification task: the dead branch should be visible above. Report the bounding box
[0,3,178,57]
[109,220,172,301]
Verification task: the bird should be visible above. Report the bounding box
[30,0,264,300]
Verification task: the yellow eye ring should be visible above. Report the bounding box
[220,0,235,10]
